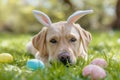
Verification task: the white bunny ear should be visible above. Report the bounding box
[67,10,93,24]
[32,10,52,27]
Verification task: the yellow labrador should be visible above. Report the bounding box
[27,10,93,65]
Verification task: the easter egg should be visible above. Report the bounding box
[0,53,13,63]
[91,58,108,68]
[82,64,106,80]
[26,59,45,70]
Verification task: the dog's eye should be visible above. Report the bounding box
[70,38,76,42]
[50,39,57,44]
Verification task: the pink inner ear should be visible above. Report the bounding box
[70,15,80,23]
[42,16,49,24]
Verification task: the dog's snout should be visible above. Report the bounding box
[58,52,71,65]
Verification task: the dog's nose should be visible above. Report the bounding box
[58,52,70,65]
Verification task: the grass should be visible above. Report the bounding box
[0,31,120,80]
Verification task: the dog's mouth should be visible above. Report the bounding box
[49,52,75,66]
[49,58,73,66]
[49,61,72,67]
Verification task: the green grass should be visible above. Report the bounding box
[0,31,120,80]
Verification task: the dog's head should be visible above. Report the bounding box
[32,10,93,65]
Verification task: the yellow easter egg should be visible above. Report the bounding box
[0,53,13,63]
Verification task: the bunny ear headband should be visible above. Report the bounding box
[32,10,93,27]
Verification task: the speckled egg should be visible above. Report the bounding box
[91,58,108,68]
[0,53,13,63]
[82,64,106,80]
[26,59,45,70]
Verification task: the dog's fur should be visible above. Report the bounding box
[26,10,93,65]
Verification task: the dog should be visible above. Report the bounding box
[26,10,93,65]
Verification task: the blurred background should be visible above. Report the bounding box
[0,0,119,33]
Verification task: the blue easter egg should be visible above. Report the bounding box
[27,59,45,70]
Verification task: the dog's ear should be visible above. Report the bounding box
[67,10,93,24]
[32,10,52,27]
[79,27,92,52]
[32,27,48,58]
